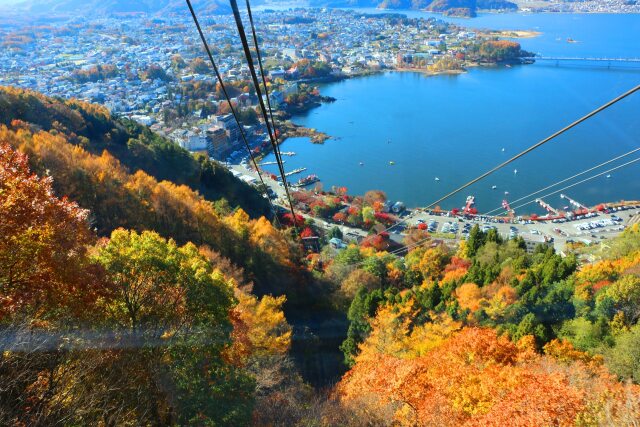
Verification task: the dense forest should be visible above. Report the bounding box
[2,88,640,425]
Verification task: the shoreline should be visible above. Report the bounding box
[393,67,467,76]
[365,6,640,16]
[487,30,542,39]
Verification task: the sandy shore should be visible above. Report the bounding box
[394,68,467,76]
[488,30,542,38]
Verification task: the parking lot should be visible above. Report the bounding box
[402,205,640,252]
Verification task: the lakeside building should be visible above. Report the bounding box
[206,127,232,160]
[522,235,554,253]
[213,114,242,144]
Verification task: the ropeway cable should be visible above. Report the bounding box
[483,146,640,216]
[245,0,283,163]
[230,0,300,231]
[184,0,280,225]
[355,84,640,242]
[508,156,640,212]
[423,84,640,210]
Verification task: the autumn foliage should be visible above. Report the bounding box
[0,142,101,320]
[338,327,640,426]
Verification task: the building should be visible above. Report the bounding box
[179,130,207,151]
[213,114,241,144]
[206,127,230,160]
[522,235,554,253]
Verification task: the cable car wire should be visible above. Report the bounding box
[509,156,640,213]
[230,0,300,231]
[184,0,280,225]
[483,146,640,216]
[360,84,640,240]
[423,84,640,210]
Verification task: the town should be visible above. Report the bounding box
[0,8,527,163]
[1,6,637,257]
[515,0,640,14]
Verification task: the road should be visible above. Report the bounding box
[226,161,639,253]
[227,162,369,240]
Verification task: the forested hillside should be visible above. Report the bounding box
[0,141,307,425]
[0,87,271,219]
[328,225,640,424]
[2,87,640,425]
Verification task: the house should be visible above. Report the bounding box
[522,235,554,253]
[269,68,286,79]
[329,237,347,249]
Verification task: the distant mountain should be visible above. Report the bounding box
[265,0,517,16]
[0,0,516,17]
[0,0,517,17]
[0,0,232,16]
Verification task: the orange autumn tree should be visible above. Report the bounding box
[337,327,640,426]
[0,142,103,320]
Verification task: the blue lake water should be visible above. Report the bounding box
[261,13,640,214]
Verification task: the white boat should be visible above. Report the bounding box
[504,191,509,195]
[501,148,505,152]
[606,174,611,178]
[514,169,518,174]
[435,177,440,181]
[359,161,364,166]
[492,185,497,190]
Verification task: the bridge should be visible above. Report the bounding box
[523,56,640,64]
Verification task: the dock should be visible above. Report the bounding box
[284,167,306,177]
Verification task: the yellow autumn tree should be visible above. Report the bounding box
[232,291,292,360]
[357,300,461,362]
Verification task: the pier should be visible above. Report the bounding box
[524,56,640,68]
[527,56,640,63]
[281,167,307,178]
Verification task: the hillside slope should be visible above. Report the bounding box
[0,87,271,219]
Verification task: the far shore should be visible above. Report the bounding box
[487,29,543,38]
[393,67,467,76]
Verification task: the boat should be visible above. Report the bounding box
[359,161,364,166]
[294,174,320,187]
[606,174,611,178]
[435,177,440,181]
[492,185,497,190]
[504,191,509,195]
[387,139,392,144]
[514,169,518,174]
[501,148,505,152]
[567,38,577,43]
[389,161,395,165]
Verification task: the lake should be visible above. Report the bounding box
[260,12,640,214]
